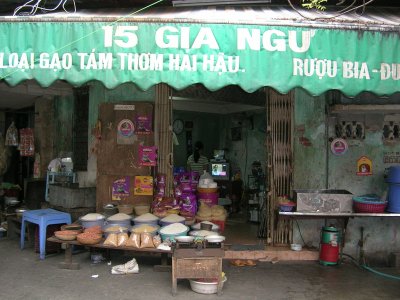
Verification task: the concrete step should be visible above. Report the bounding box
[224,246,319,262]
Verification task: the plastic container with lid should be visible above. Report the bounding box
[79,213,105,229]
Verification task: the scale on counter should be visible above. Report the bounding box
[173,238,225,258]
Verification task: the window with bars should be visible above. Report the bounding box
[334,121,365,140]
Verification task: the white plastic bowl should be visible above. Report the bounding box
[205,235,225,243]
[189,276,227,294]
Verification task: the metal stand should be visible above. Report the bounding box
[45,171,76,201]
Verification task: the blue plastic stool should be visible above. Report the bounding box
[20,208,72,260]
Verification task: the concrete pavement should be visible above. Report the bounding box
[0,238,399,300]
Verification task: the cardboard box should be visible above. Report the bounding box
[294,189,353,213]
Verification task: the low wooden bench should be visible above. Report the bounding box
[47,236,172,271]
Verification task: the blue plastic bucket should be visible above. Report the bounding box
[387,166,400,183]
[387,183,400,213]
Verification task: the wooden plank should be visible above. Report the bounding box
[173,248,224,258]
[48,236,172,271]
[47,236,172,253]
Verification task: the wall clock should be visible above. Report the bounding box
[173,119,184,134]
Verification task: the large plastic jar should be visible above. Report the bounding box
[198,192,219,206]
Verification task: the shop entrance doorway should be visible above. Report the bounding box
[171,85,267,246]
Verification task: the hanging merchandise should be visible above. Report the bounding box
[134,176,154,196]
[112,177,130,201]
[0,133,10,176]
[5,122,18,146]
[179,193,198,217]
[19,128,35,157]
[138,145,157,166]
[155,173,166,197]
[135,115,152,135]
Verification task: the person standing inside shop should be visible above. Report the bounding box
[187,141,209,173]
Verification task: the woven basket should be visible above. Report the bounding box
[134,205,150,216]
[118,204,134,215]
[353,201,387,213]
[61,224,83,233]
[54,230,79,241]
[279,203,296,212]
[77,233,103,245]
[353,197,387,213]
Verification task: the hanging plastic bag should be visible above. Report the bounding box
[199,170,213,187]
[19,128,35,157]
[5,122,18,146]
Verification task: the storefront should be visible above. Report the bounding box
[1,6,400,259]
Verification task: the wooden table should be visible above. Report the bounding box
[47,236,172,271]
[279,211,400,253]
[172,247,224,296]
